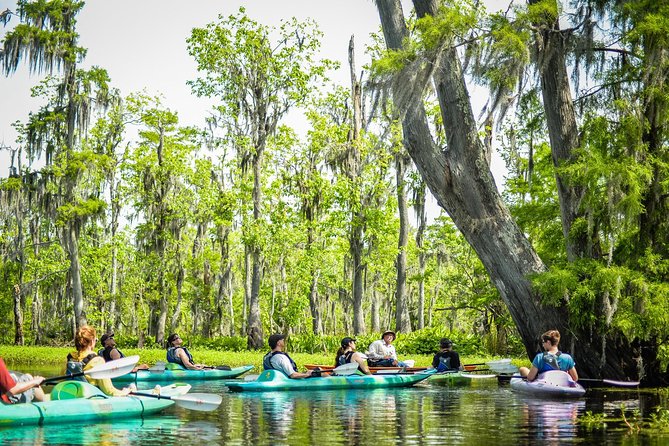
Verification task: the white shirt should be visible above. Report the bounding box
[366,339,397,360]
[270,353,297,376]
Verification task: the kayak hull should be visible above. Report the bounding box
[0,381,173,427]
[113,365,254,383]
[510,371,586,398]
[428,371,498,386]
[225,369,435,392]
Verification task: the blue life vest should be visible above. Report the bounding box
[262,351,297,372]
[167,346,194,366]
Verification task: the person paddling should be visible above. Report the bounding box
[432,338,463,372]
[66,325,134,396]
[335,337,371,375]
[166,333,205,370]
[519,329,578,382]
[263,334,313,379]
[0,356,46,404]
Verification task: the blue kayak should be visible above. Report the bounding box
[0,381,174,427]
[113,364,254,383]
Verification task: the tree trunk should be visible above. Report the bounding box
[395,152,412,332]
[375,0,637,380]
[247,153,264,349]
[13,285,24,345]
[528,0,593,261]
[65,223,87,330]
[415,182,427,330]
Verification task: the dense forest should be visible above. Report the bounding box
[0,1,667,384]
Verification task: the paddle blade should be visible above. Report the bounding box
[87,355,140,379]
[332,362,359,376]
[172,393,222,412]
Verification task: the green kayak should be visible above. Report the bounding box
[224,369,436,392]
[428,371,498,386]
[113,364,254,383]
[0,380,174,427]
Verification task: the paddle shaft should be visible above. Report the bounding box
[44,372,85,385]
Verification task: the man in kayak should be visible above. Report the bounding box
[0,356,46,404]
[432,338,464,372]
[519,329,579,382]
[335,337,371,374]
[366,331,409,367]
[98,332,149,371]
[167,333,205,370]
[263,334,314,378]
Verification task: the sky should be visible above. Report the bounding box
[0,0,509,216]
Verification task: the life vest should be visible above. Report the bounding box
[437,356,452,372]
[66,353,97,382]
[167,346,194,366]
[98,346,125,362]
[542,351,562,371]
[262,351,298,372]
[337,351,355,367]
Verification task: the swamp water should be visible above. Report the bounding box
[2,364,667,445]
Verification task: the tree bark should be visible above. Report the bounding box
[395,152,412,332]
[374,0,637,380]
[13,285,24,345]
[414,182,427,329]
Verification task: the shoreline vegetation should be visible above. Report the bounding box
[0,345,516,372]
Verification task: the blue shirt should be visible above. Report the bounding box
[531,351,575,372]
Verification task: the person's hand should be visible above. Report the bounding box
[119,387,132,396]
[306,369,314,376]
[33,376,45,386]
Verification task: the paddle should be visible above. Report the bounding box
[331,362,360,376]
[577,378,640,388]
[43,355,140,384]
[130,391,222,411]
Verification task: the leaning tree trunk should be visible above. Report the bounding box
[375,0,636,380]
[395,152,412,333]
[377,0,633,377]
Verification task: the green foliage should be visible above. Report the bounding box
[578,411,608,430]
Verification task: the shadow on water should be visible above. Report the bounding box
[4,364,669,445]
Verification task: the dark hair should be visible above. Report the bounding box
[440,338,453,349]
[167,333,180,346]
[268,333,285,349]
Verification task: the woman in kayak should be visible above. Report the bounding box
[335,337,371,374]
[66,325,134,396]
[0,356,46,404]
[166,333,205,370]
[519,330,579,382]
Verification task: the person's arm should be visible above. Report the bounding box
[452,353,463,371]
[177,348,202,370]
[389,345,398,360]
[110,348,122,361]
[8,375,44,396]
[86,357,131,396]
[353,353,371,374]
[366,341,383,360]
[526,366,539,382]
[273,354,312,379]
[432,353,440,368]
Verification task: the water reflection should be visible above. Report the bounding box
[4,364,669,445]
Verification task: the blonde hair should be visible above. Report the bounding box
[75,325,97,351]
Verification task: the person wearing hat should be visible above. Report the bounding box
[432,338,463,372]
[366,331,408,367]
[166,333,204,370]
[98,332,149,370]
[335,337,371,374]
[98,333,124,362]
[262,334,314,378]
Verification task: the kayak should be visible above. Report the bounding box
[224,368,436,392]
[510,370,586,398]
[113,364,254,383]
[0,380,174,427]
[428,371,498,386]
[304,364,430,374]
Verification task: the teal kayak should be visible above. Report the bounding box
[224,369,436,392]
[113,364,254,383]
[0,381,174,427]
